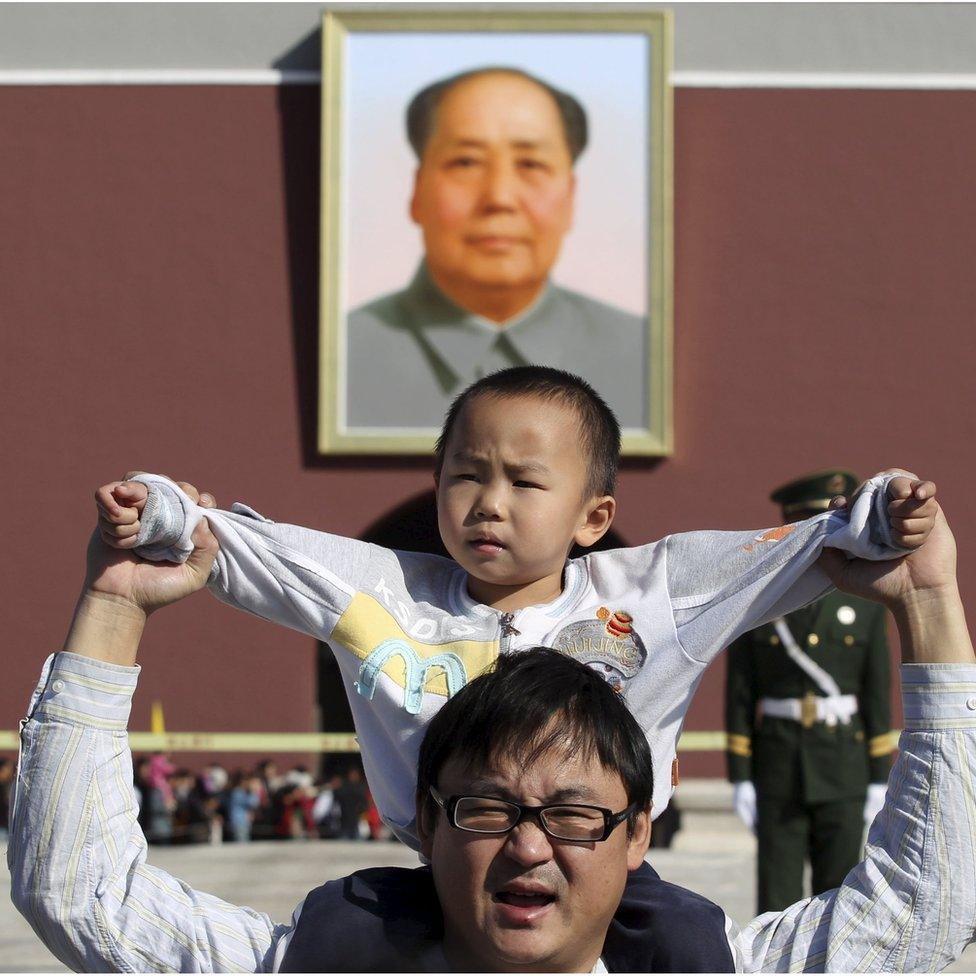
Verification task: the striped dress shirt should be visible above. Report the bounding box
[8,653,976,972]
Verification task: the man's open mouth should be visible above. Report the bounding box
[494,889,556,908]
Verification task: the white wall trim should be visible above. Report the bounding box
[670,71,976,90]
[0,69,321,86]
[5,68,976,90]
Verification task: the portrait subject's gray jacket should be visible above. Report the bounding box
[129,472,904,847]
[346,262,648,429]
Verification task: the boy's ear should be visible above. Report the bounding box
[575,495,616,548]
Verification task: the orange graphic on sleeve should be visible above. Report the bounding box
[743,524,796,553]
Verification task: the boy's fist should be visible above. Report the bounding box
[885,473,938,550]
[87,475,219,615]
[821,470,951,609]
[95,475,216,550]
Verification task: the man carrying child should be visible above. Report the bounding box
[9,467,975,970]
[10,366,948,970]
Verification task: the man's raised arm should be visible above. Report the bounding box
[736,501,976,972]
[8,488,291,972]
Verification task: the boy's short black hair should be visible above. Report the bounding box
[406,66,588,163]
[434,366,621,497]
[417,648,653,836]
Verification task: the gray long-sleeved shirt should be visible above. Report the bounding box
[129,472,904,847]
[9,653,976,972]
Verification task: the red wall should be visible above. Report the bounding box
[4,86,975,776]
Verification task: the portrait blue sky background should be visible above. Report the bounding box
[343,31,649,317]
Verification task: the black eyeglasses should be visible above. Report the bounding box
[429,786,638,842]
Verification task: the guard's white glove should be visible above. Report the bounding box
[863,783,887,826]
[733,780,757,832]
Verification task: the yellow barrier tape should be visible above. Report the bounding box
[0,730,902,754]
[2,730,724,753]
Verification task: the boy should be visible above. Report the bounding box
[98,366,935,840]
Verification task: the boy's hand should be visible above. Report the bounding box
[818,480,953,612]
[95,473,215,550]
[88,475,218,615]
[822,493,971,665]
[882,471,939,550]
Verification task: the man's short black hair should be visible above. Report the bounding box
[406,66,589,163]
[417,648,652,836]
[434,366,621,498]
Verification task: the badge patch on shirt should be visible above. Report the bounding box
[551,609,647,690]
[742,524,795,553]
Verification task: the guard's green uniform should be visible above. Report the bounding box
[726,470,895,914]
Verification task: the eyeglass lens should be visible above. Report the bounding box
[454,796,606,840]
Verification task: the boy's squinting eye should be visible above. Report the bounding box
[514,480,543,490]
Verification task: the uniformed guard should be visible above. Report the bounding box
[725,470,895,913]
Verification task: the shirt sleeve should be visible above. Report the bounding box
[666,474,907,664]
[7,652,293,973]
[734,663,976,973]
[862,606,895,783]
[130,473,376,642]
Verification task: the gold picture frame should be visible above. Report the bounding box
[319,8,673,456]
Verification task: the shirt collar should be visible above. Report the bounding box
[448,560,587,620]
[402,262,577,385]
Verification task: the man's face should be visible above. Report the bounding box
[410,72,576,306]
[435,393,613,609]
[419,742,650,972]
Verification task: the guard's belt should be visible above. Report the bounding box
[760,693,858,727]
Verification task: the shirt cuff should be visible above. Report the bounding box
[26,651,141,731]
[901,662,976,730]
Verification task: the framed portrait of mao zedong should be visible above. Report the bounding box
[318,9,672,456]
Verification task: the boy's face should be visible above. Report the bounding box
[435,394,613,610]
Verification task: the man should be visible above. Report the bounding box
[346,67,647,430]
[725,470,895,913]
[9,481,976,971]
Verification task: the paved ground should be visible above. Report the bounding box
[3,799,975,972]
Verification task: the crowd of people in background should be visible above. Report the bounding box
[0,749,678,850]
[132,755,391,845]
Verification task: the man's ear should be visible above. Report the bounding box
[416,794,436,861]
[626,806,652,871]
[566,172,577,233]
[409,167,423,226]
[574,496,616,549]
